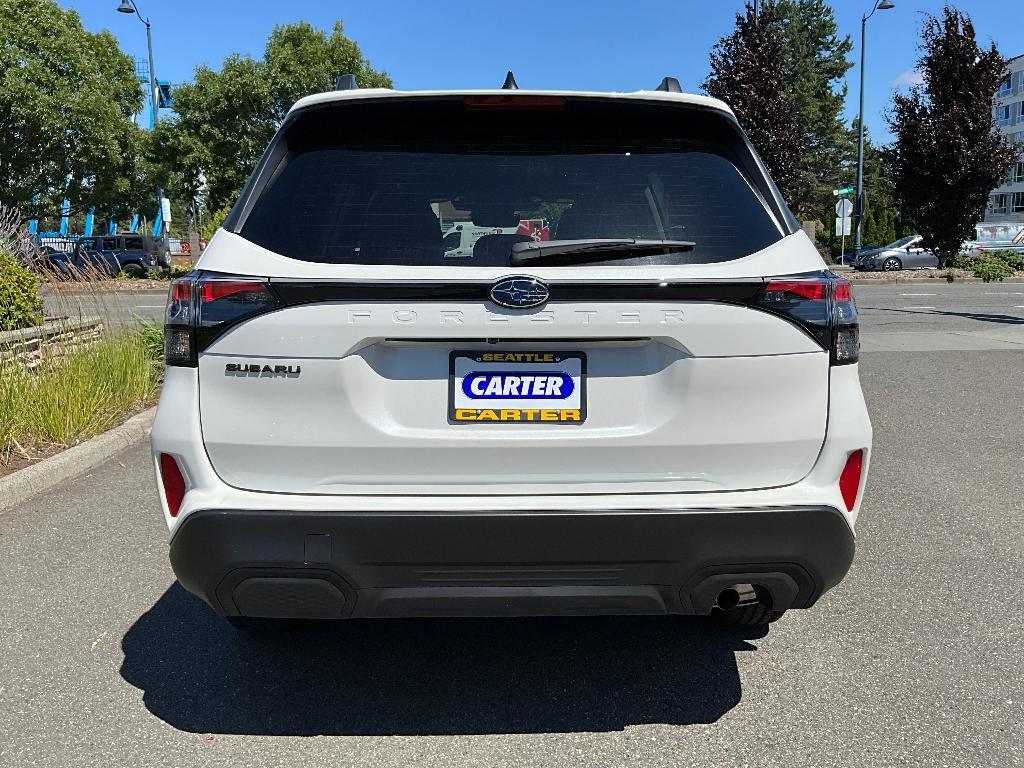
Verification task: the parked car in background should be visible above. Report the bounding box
[854,235,938,271]
[41,233,162,278]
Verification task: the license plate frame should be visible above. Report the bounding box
[448,350,587,425]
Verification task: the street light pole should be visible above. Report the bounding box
[117,0,165,245]
[117,0,158,130]
[854,0,895,253]
[143,18,157,131]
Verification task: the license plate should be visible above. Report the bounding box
[449,350,586,424]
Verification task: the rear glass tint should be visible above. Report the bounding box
[239,97,787,267]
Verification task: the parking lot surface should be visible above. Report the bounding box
[855,281,1024,350]
[2,286,1022,767]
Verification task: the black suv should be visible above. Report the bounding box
[43,233,167,278]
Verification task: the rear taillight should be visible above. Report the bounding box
[163,272,281,367]
[754,273,859,365]
[839,449,864,512]
[159,453,186,517]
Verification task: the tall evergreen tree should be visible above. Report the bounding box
[703,2,803,202]
[774,0,854,217]
[887,6,1016,265]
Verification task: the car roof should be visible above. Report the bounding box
[288,87,735,118]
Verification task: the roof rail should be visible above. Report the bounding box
[335,74,358,91]
[502,71,519,90]
[655,76,682,93]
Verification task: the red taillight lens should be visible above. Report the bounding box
[159,453,186,517]
[166,276,194,325]
[764,279,828,301]
[839,449,864,512]
[200,279,271,303]
[170,279,192,303]
[196,277,279,328]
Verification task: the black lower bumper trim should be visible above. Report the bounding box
[168,506,855,619]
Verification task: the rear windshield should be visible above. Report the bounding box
[239,97,788,267]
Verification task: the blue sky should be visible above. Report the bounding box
[64,0,1024,143]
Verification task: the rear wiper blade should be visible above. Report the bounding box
[510,238,696,266]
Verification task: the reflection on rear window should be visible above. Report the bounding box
[239,100,786,267]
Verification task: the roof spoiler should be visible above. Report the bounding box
[335,74,358,91]
[655,76,682,93]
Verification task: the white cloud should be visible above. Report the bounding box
[893,69,925,88]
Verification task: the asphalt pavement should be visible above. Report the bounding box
[1,285,1022,766]
[854,281,1024,351]
[42,289,167,329]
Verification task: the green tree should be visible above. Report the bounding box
[887,6,1016,266]
[154,20,391,215]
[816,120,908,257]
[264,21,392,119]
[774,0,854,217]
[703,2,804,201]
[856,124,903,246]
[0,0,143,215]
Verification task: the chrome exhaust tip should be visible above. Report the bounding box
[715,583,759,611]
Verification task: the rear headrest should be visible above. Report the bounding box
[357,194,442,264]
[555,194,661,240]
[472,233,533,266]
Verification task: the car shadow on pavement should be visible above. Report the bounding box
[120,583,767,736]
[864,307,1024,325]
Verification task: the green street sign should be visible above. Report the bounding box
[833,186,854,196]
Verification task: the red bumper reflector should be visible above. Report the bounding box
[839,449,864,512]
[159,453,186,518]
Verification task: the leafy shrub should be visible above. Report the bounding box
[201,203,234,241]
[146,265,193,281]
[986,249,1024,272]
[944,252,976,270]
[0,249,44,331]
[970,254,1014,282]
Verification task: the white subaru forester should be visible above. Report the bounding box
[151,78,871,631]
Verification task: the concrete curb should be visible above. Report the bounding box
[0,406,156,513]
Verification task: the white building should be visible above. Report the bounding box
[986,54,1024,224]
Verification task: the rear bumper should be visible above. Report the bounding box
[169,505,855,619]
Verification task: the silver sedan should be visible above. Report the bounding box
[855,235,938,271]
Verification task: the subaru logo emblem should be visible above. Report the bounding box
[489,276,550,309]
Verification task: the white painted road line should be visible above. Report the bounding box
[984,292,1024,295]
